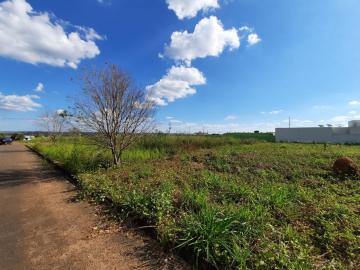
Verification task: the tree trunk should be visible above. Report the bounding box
[111,148,119,165]
[113,155,119,165]
[117,151,122,165]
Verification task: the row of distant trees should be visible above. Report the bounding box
[42,64,155,166]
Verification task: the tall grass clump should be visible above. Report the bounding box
[31,137,112,173]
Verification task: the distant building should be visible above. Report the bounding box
[24,135,35,141]
[276,120,360,144]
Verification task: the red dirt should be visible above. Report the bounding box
[0,143,188,270]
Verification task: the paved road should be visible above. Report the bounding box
[0,143,187,270]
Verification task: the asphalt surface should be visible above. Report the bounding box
[0,143,187,270]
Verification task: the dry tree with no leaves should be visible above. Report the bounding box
[41,110,68,143]
[73,64,155,165]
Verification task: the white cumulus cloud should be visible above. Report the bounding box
[247,33,261,46]
[34,83,44,92]
[166,0,219,20]
[146,65,206,106]
[349,100,360,106]
[164,16,240,63]
[239,26,261,47]
[239,26,252,32]
[0,92,41,112]
[0,0,102,68]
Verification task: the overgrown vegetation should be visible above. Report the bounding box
[29,135,360,269]
[223,132,275,142]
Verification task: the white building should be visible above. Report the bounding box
[24,135,35,141]
[275,120,360,144]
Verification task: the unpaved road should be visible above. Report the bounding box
[0,143,188,270]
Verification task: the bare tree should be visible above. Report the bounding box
[73,64,155,165]
[41,110,68,143]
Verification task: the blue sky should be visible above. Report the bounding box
[0,0,360,133]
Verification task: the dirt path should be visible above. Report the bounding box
[0,143,188,270]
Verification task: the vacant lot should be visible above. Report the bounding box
[30,135,360,269]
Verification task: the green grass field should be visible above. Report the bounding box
[30,135,360,269]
